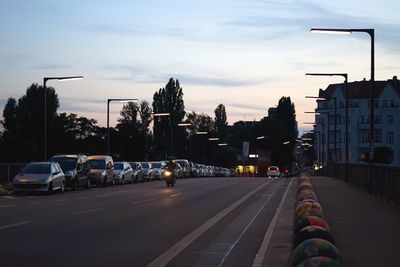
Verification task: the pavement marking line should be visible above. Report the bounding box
[1,204,17,208]
[55,199,67,202]
[251,178,294,267]
[28,201,43,205]
[147,178,277,267]
[95,189,131,197]
[72,207,104,215]
[217,183,281,267]
[132,198,155,205]
[169,193,182,198]
[76,196,89,199]
[0,221,32,231]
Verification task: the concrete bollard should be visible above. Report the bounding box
[290,238,340,267]
[295,256,341,267]
[293,225,335,248]
[293,216,330,235]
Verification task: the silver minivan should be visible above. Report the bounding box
[88,155,115,186]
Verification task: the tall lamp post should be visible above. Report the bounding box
[305,95,337,163]
[43,76,84,161]
[107,98,137,156]
[178,123,192,160]
[304,122,322,167]
[306,73,349,180]
[305,111,330,163]
[195,131,208,163]
[152,113,171,159]
[310,27,374,179]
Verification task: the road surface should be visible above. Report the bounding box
[0,177,291,267]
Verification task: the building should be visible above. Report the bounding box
[313,76,400,166]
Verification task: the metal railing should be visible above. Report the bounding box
[0,163,27,183]
[317,163,400,206]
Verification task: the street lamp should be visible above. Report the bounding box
[305,95,337,163]
[304,122,325,167]
[218,143,228,146]
[107,98,137,156]
[178,122,192,161]
[310,27,374,162]
[43,75,84,161]
[305,111,331,162]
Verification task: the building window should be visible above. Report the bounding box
[383,99,388,107]
[374,129,382,143]
[374,99,379,108]
[359,130,369,143]
[386,131,394,144]
[390,100,396,107]
[387,115,394,125]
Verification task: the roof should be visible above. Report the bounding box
[319,77,400,99]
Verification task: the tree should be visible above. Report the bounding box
[139,101,152,161]
[1,98,19,161]
[152,78,186,158]
[214,104,228,138]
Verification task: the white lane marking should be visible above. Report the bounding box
[72,207,104,215]
[55,199,67,202]
[2,196,16,200]
[217,183,280,267]
[169,193,182,198]
[0,221,32,231]
[29,201,43,205]
[147,178,277,267]
[76,196,89,199]
[1,204,17,208]
[95,189,131,197]
[252,178,294,267]
[132,198,155,205]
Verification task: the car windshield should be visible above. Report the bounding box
[129,163,138,170]
[114,163,123,170]
[151,162,162,168]
[140,163,149,169]
[23,163,50,174]
[269,167,278,171]
[51,157,77,172]
[175,160,187,167]
[89,160,105,169]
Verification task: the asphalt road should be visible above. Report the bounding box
[0,177,291,267]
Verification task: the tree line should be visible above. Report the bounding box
[0,78,297,168]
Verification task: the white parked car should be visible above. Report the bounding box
[114,162,134,184]
[13,162,65,193]
[267,166,280,177]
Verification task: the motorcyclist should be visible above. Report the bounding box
[164,159,177,187]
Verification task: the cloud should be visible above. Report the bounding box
[33,63,70,70]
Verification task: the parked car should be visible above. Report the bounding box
[50,154,90,190]
[129,162,144,182]
[173,159,190,178]
[114,162,134,184]
[267,166,280,177]
[13,162,65,193]
[150,161,166,180]
[229,168,236,177]
[88,155,115,186]
[139,162,154,181]
[174,163,184,179]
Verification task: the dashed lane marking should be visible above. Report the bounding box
[72,207,104,215]
[169,193,182,198]
[147,178,277,267]
[132,198,155,205]
[0,221,32,231]
[2,196,16,200]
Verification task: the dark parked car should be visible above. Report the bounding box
[51,154,90,190]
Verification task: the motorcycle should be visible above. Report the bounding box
[163,169,175,187]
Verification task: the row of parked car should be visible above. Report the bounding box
[12,154,236,194]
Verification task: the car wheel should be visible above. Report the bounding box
[130,175,134,184]
[48,182,53,194]
[71,177,78,191]
[85,178,91,189]
[60,181,65,193]
[102,177,107,187]
[111,177,115,186]
[121,176,125,185]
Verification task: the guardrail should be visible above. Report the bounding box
[0,163,27,183]
[317,163,400,206]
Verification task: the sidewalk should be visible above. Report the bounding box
[311,176,400,267]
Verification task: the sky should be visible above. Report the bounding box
[1,0,400,134]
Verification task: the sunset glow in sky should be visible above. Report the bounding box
[1,0,400,133]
